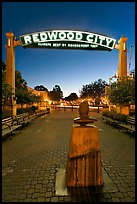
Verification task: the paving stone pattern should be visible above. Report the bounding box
[2,109,135,202]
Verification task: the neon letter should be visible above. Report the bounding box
[76,32,83,41]
[48,32,58,40]
[40,32,48,41]
[32,33,40,43]
[67,32,75,40]
[24,35,32,44]
[58,32,66,40]
[98,36,106,45]
[86,34,94,42]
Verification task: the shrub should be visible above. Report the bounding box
[29,106,38,113]
[120,114,128,122]
[2,110,8,119]
[17,108,26,114]
[102,110,128,122]
[17,106,38,114]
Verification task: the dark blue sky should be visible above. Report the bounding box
[2,2,135,97]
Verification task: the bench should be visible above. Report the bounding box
[35,110,45,117]
[118,116,135,135]
[2,113,36,140]
[16,112,35,126]
[2,117,22,139]
[2,109,50,140]
[102,116,120,127]
[35,109,50,117]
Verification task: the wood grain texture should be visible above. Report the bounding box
[66,125,103,187]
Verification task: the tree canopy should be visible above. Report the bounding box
[79,79,107,104]
[2,61,41,104]
[2,61,12,103]
[64,93,78,101]
[108,77,135,105]
[15,71,41,104]
[34,85,49,92]
[48,85,63,102]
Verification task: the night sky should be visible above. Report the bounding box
[2,2,135,97]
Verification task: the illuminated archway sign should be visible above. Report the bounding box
[5,30,128,117]
[19,30,116,51]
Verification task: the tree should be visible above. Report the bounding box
[79,84,89,99]
[15,70,30,104]
[64,93,78,101]
[53,85,63,98]
[108,77,135,105]
[34,85,49,92]
[2,61,41,105]
[15,70,41,104]
[48,85,63,102]
[2,61,12,104]
[79,79,107,104]
[48,91,60,102]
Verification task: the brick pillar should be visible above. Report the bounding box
[114,36,129,115]
[4,32,21,117]
[117,35,128,79]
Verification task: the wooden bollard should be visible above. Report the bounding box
[65,100,103,187]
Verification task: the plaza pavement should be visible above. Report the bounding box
[2,109,135,202]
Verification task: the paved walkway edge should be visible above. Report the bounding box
[55,168,69,196]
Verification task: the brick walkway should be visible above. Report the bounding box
[2,109,135,202]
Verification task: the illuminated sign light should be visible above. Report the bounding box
[19,30,116,51]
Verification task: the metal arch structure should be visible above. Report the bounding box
[4,30,128,117]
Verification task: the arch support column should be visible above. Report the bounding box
[4,32,21,117]
[115,35,128,80]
